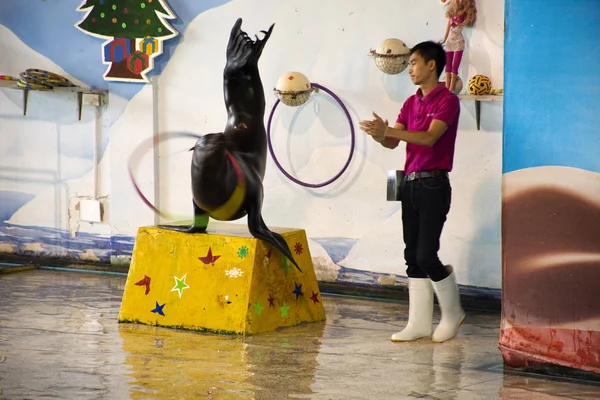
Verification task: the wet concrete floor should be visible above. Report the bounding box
[1,269,599,399]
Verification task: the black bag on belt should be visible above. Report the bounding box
[386,170,405,202]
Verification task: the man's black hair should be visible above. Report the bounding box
[410,41,446,78]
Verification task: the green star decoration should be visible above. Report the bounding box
[253,299,264,317]
[279,257,292,277]
[170,274,190,298]
[237,245,249,259]
[280,301,291,318]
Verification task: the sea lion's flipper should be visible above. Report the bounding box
[225,18,274,76]
[158,201,209,233]
[260,216,303,273]
[245,172,301,273]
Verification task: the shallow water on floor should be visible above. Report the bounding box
[1,270,599,399]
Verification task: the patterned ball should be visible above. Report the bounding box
[274,72,312,107]
[452,76,463,94]
[375,38,410,56]
[467,74,492,95]
[275,71,311,93]
[371,38,410,75]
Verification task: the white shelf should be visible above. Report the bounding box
[457,94,503,130]
[0,80,107,120]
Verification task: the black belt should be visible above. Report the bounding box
[405,170,448,182]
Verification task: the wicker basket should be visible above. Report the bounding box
[273,88,313,107]
[370,50,410,75]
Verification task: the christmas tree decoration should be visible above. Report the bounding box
[75,0,179,83]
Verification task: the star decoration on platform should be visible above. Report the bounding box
[294,242,303,255]
[237,245,249,259]
[171,274,190,298]
[135,275,151,295]
[292,282,304,300]
[280,257,292,277]
[280,301,291,318]
[151,301,166,316]
[253,300,264,316]
[225,267,243,278]
[225,295,232,305]
[268,295,275,307]
[310,291,320,304]
[199,247,221,265]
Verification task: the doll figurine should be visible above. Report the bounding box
[441,0,477,92]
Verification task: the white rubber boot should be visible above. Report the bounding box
[431,271,466,343]
[391,278,433,342]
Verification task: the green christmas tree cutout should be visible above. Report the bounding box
[75,0,178,83]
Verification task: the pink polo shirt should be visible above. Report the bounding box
[396,82,460,174]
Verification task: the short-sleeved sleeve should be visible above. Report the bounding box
[433,94,460,127]
[396,99,410,126]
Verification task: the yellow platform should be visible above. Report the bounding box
[118,223,326,334]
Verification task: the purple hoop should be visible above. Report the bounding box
[267,82,355,188]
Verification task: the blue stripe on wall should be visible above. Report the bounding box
[503,0,600,174]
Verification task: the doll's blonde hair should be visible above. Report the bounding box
[446,0,477,27]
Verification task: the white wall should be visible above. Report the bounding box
[0,0,504,290]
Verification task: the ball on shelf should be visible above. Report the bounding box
[467,74,492,95]
[452,76,463,94]
[273,71,313,107]
[370,38,410,75]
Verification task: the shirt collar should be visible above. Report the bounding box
[416,82,447,104]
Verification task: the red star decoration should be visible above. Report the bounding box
[135,275,151,295]
[199,247,221,265]
[268,295,275,307]
[294,242,303,255]
[310,291,320,304]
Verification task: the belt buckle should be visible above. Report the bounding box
[407,172,417,181]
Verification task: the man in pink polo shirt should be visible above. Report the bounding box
[360,41,465,343]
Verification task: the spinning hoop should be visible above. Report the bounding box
[266,82,355,188]
[128,131,203,221]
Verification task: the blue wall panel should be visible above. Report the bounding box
[503,0,600,173]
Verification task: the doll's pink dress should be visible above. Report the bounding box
[445,13,467,52]
[445,13,467,74]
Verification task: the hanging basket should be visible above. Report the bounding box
[369,50,410,75]
[272,88,314,107]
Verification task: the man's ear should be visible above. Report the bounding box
[428,59,437,72]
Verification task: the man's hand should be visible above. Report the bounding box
[359,112,388,141]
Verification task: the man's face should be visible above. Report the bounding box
[408,52,434,86]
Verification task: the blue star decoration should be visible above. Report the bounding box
[151,301,166,316]
[292,282,303,300]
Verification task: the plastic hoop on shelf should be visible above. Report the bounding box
[266,82,355,188]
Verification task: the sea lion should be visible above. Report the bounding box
[158,18,301,272]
